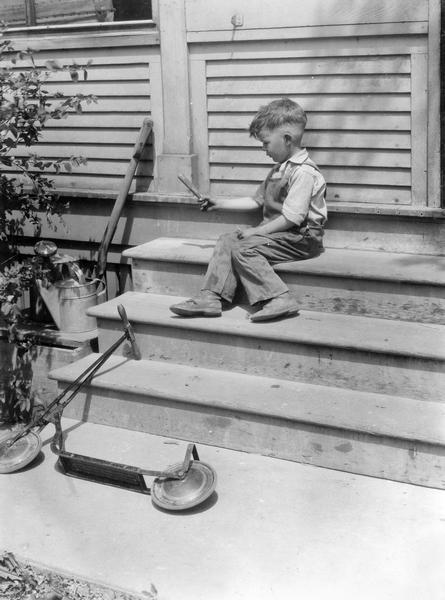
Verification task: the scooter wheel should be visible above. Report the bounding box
[151,461,216,511]
[0,431,42,473]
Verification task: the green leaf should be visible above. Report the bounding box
[45,59,60,71]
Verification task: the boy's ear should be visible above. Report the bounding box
[283,132,293,144]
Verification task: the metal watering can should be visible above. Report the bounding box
[34,240,105,333]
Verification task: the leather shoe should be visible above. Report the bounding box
[250,295,299,322]
[170,292,222,317]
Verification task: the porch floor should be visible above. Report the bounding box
[1,418,444,600]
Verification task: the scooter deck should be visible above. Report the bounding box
[56,443,200,496]
[57,451,152,494]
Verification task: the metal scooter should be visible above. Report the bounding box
[0,305,216,511]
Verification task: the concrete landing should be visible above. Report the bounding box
[1,419,444,600]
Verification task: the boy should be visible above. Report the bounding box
[170,97,327,322]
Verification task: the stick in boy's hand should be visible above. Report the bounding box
[177,173,210,211]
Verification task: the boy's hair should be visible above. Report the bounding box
[249,98,307,141]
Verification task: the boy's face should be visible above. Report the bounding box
[258,127,293,163]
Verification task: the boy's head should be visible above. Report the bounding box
[249,98,307,163]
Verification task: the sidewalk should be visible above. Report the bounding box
[1,418,444,600]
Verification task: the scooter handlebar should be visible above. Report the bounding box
[117,304,142,360]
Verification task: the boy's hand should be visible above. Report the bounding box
[236,227,259,240]
[198,196,220,212]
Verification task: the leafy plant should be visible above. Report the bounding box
[0,26,96,422]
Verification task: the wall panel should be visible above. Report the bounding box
[201,41,426,206]
[186,0,428,31]
[5,34,158,195]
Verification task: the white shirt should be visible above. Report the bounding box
[280,148,327,228]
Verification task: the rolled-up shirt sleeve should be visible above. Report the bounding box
[281,168,314,225]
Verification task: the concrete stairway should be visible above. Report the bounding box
[50,237,445,489]
[125,238,445,324]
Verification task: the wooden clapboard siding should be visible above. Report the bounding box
[2,45,159,68]
[14,145,153,161]
[209,131,411,150]
[41,81,151,96]
[189,33,427,57]
[41,64,151,81]
[206,56,411,77]
[208,95,412,113]
[44,114,151,129]
[70,98,152,112]
[209,113,411,132]
[211,181,412,205]
[207,75,410,95]
[2,0,434,217]
[209,149,411,169]
[44,109,413,133]
[186,0,428,32]
[2,160,151,177]
[205,50,418,205]
[210,166,411,188]
[5,34,157,193]
[38,129,146,144]
[10,172,151,193]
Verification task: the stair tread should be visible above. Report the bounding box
[50,353,445,446]
[123,237,445,286]
[89,291,445,360]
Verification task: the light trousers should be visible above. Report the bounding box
[202,229,323,305]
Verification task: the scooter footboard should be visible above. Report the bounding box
[57,451,152,494]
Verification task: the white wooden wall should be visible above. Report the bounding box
[186,0,433,208]
[9,29,159,194]
[185,0,428,31]
[3,0,441,261]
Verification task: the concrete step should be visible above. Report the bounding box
[123,238,445,323]
[131,193,445,255]
[49,354,445,489]
[88,291,445,402]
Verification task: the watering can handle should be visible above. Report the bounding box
[117,304,142,360]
